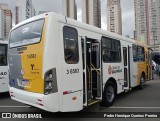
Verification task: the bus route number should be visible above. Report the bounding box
[66,69,79,74]
[27,54,36,59]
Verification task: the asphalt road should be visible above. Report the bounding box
[0,75,160,121]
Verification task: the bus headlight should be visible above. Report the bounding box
[44,68,58,95]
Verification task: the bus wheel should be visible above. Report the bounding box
[139,75,145,90]
[101,82,116,107]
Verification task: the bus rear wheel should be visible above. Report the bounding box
[101,82,116,107]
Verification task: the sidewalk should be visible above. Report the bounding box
[153,74,160,80]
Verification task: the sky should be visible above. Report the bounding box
[0,0,135,38]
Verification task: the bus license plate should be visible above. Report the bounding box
[22,80,29,86]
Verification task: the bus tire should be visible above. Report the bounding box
[139,74,145,90]
[101,82,116,107]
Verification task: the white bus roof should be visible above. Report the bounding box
[0,40,8,44]
[12,12,137,44]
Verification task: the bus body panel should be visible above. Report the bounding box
[0,42,9,93]
[0,66,9,92]
[10,87,59,112]
[59,23,84,111]
[130,49,138,87]
[42,16,66,112]
[8,13,65,112]
[102,63,124,94]
[135,41,149,85]
[137,62,146,85]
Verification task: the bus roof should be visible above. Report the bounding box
[64,15,136,44]
[0,40,8,44]
[11,12,51,31]
[11,12,146,47]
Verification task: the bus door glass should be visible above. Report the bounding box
[91,42,101,99]
[123,46,131,90]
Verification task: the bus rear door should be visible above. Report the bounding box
[82,37,102,107]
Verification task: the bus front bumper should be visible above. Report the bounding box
[9,87,59,112]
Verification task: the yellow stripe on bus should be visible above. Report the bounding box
[20,17,48,94]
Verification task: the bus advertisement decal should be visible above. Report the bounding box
[108,66,122,74]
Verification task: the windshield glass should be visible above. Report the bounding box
[0,44,7,66]
[9,19,44,48]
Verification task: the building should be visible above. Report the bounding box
[62,0,77,20]
[149,0,156,44]
[134,0,148,44]
[107,0,122,35]
[150,0,160,45]
[16,0,36,24]
[0,9,5,38]
[156,0,160,45]
[134,0,160,45]
[82,0,101,28]
[0,4,12,38]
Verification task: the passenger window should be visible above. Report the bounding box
[137,46,145,62]
[123,47,127,66]
[102,37,121,63]
[132,44,137,62]
[0,44,7,66]
[63,26,79,64]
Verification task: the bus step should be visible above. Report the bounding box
[88,99,100,106]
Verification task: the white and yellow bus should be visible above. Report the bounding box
[0,40,9,93]
[8,12,150,112]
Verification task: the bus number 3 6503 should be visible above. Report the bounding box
[66,69,79,74]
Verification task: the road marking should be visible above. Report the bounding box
[0,106,31,108]
[109,107,160,109]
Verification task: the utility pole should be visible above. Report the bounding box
[153,29,156,51]
[151,28,156,80]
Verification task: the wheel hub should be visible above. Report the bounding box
[106,86,114,103]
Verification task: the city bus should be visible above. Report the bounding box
[8,12,150,112]
[0,40,9,93]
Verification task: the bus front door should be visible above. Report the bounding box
[82,37,102,107]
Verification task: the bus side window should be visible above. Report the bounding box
[63,26,79,64]
[102,37,121,63]
[0,44,7,66]
[132,44,137,62]
[137,46,145,62]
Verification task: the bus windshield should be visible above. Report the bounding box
[0,44,7,66]
[9,19,44,48]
